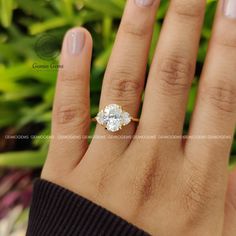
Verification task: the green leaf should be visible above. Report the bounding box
[102,16,112,47]
[84,0,122,18]
[29,17,68,35]
[187,82,198,113]
[157,0,169,19]
[229,156,236,170]
[16,0,53,19]
[0,101,20,127]
[0,151,46,167]
[0,0,15,28]
[61,0,74,19]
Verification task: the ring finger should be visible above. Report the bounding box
[91,0,160,153]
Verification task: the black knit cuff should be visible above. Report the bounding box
[26,179,149,236]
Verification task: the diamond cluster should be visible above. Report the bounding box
[96,104,131,132]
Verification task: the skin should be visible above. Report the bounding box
[42,0,236,235]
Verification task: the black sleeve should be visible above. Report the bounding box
[26,179,150,236]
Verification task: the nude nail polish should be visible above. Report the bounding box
[135,0,155,7]
[223,0,236,19]
[67,31,85,55]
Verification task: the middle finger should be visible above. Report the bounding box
[139,0,206,151]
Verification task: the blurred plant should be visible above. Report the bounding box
[0,169,32,236]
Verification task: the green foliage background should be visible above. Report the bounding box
[0,0,235,168]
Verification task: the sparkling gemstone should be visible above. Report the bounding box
[96,111,106,125]
[96,104,131,132]
[121,112,131,125]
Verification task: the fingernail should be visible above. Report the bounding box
[67,30,85,55]
[135,0,155,7]
[223,0,236,19]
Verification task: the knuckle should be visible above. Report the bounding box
[54,102,88,127]
[59,69,84,81]
[202,80,236,113]
[106,71,142,104]
[181,176,211,222]
[214,36,236,49]
[122,21,149,38]
[131,156,166,204]
[133,166,157,202]
[183,176,209,213]
[97,163,116,194]
[56,105,78,125]
[213,21,236,49]
[173,0,205,18]
[181,161,222,223]
[157,56,192,96]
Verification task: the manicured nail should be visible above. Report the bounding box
[223,0,236,19]
[135,0,155,7]
[67,30,85,55]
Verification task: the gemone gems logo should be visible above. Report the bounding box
[34,34,60,61]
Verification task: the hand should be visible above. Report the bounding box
[41,0,236,235]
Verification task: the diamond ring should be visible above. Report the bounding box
[92,104,139,132]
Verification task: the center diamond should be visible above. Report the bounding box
[96,104,131,132]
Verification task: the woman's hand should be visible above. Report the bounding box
[41,0,236,235]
